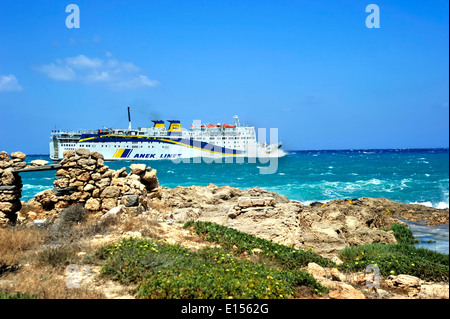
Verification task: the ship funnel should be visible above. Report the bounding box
[127,106,132,130]
[152,120,165,128]
[168,120,182,135]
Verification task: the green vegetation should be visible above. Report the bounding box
[338,223,449,282]
[184,221,335,269]
[99,235,328,299]
[97,221,448,299]
[0,291,36,299]
[388,223,419,245]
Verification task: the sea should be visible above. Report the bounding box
[19,148,449,254]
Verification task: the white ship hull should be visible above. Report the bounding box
[50,139,283,161]
[49,112,283,161]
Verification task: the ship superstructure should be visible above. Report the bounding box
[49,108,283,161]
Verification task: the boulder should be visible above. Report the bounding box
[121,195,139,207]
[0,161,11,169]
[75,148,90,157]
[326,282,366,299]
[101,198,118,211]
[63,150,76,158]
[77,172,91,182]
[130,164,146,175]
[84,198,101,211]
[1,170,16,185]
[386,275,423,297]
[238,197,275,208]
[307,262,327,279]
[0,151,10,161]
[100,186,121,198]
[420,283,449,299]
[30,160,49,167]
[90,152,104,160]
[10,151,26,161]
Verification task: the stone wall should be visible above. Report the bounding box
[29,149,159,220]
[0,149,159,225]
[0,151,27,226]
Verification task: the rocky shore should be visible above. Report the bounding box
[0,149,448,299]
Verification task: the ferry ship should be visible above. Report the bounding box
[49,108,283,161]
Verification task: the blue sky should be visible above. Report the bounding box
[0,0,448,154]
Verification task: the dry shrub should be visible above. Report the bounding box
[121,215,162,240]
[147,198,171,214]
[0,226,48,265]
[0,266,105,299]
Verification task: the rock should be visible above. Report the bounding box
[56,169,70,176]
[171,207,201,222]
[77,158,90,167]
[0,151,10,161]
[1,170,16,185]
[0,161,11,169]
[53,178,69,188]
[114,167,128,178]
[90,152,104,160]
[326,282,366,299]
[30,160,49,166]
[53,186,77,196]
[330,268,346,282]
[420,283,449,299]
[10,151,26,161]
[0,201,21,213]
[386,275,423,297]
[307,262,327,279]
[84,198,101,211]
[91,173,101,181]
[27,211,37,220]
[95,178,112,190]
[141,169,159,188]
[101,198,118,211]
[130,164,146,175]
[121,195,139,207]
[100,186,121,198]
[77,172,91,182]
[238,197,275,208]
[331,256,344,266]
[75,148,90,157]
[12,162,27,169]
[83,184,95,192]
[97,158,104,167]
[63,150,76,158]
[26,199,43,212]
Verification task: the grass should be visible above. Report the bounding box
[99,237,328,299]
[338,223,449,282]
[184,221,335,269]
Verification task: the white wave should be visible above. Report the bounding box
[409,201,449,209]
[278,173,285,175]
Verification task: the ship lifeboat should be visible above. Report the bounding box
[223,124,236,128]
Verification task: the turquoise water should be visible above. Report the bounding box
[19,148,449,253]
